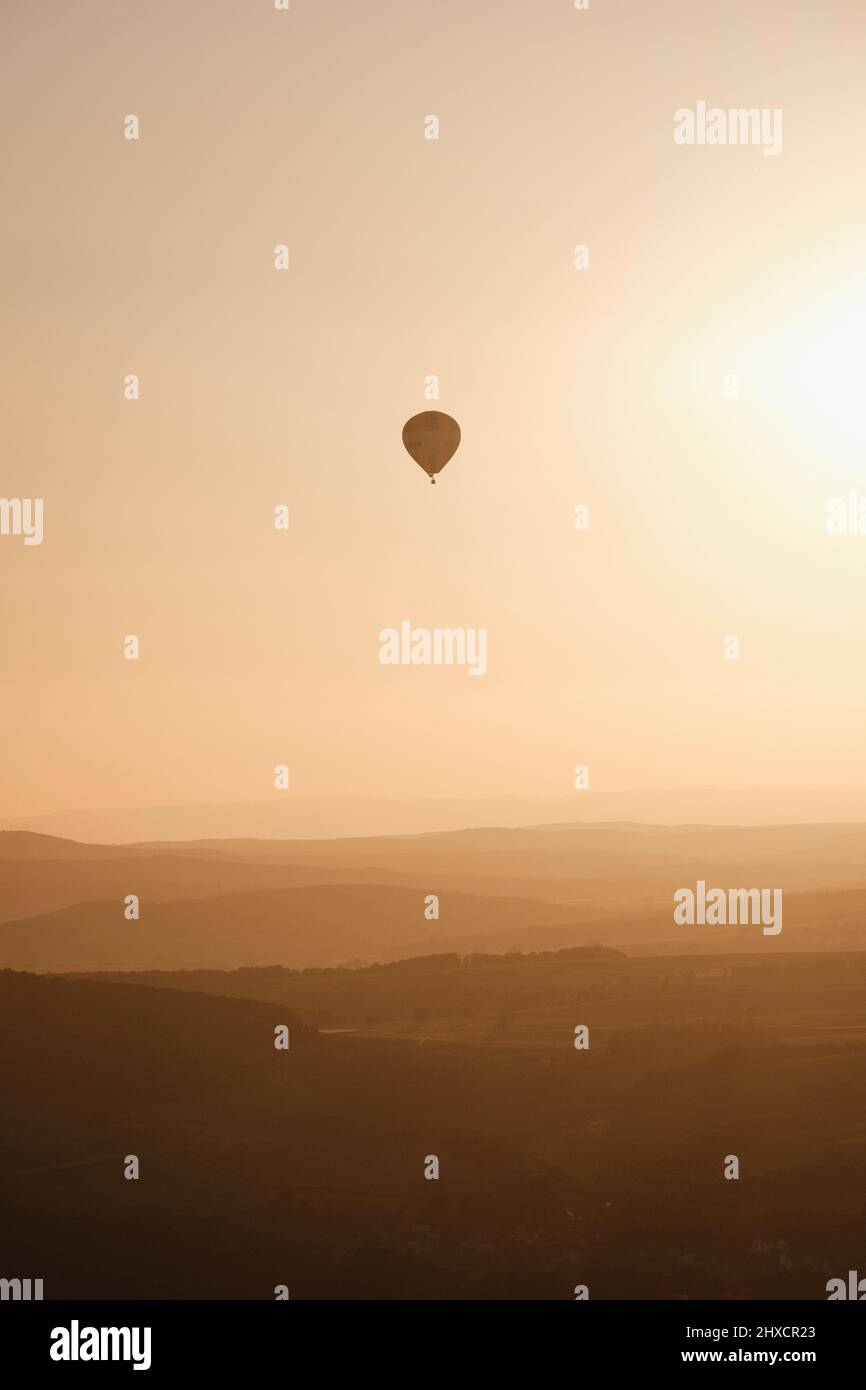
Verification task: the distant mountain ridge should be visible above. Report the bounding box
[8,787,866,841]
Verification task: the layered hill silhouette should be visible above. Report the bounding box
[6,822,866,917]
[4,822,866,971]
[0,884,588,973]
[6,882,866,974]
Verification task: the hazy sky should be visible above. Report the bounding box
[4,0,866,817]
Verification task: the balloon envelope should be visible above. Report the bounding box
[402,411,461,483]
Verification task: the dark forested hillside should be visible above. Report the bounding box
[4,953,866,1299]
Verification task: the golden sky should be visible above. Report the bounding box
[3,0,866,818]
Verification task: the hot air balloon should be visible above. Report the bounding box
[402,410,461,484]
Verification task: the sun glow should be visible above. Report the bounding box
[741,272,866,465]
